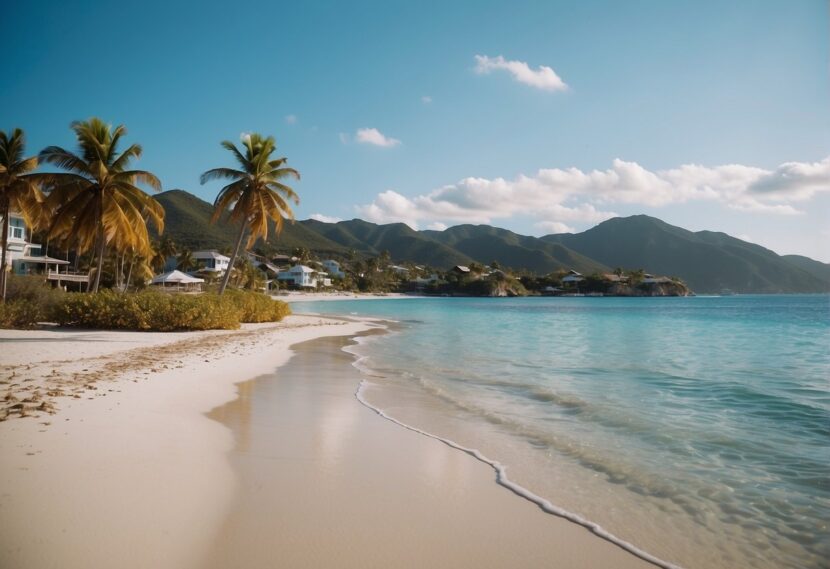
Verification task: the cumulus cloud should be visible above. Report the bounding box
[309,213,342,223]
[747,157,830,200]
[474,54,568,92]
[355,156,829,230]
[285,114,297,125]
[355,127,401,147]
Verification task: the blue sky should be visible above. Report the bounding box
[4,0,829,260]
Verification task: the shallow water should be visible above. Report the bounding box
[293,295,830,569]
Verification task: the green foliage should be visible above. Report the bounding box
[224,289,291,323]
[0,275,63,328]
[0,299,46,329]
[51,290,291,331]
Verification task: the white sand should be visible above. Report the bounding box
[0,315,376,569]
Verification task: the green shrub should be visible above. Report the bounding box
[51,289,290,331]
[53,290,242,331]
[225,289,291,323]
[0,299,46,329]
[0,275,64,328]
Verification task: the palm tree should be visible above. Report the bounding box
[151,235,177,273]
[0,129,46,301]
[39,118,164,293]
[201,133,299,295]
[176,248,195,272]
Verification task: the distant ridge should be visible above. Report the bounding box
[542,215,829,293]
[154,190,830,293]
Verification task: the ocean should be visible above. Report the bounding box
[291,295,830,569]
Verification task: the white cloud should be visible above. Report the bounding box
[310,213,342,223]
[747,157,830,200]
[355,127,401,148]
[338,132,350,145]
[285,114,297,125]
[421,95,433,104]
[474,54,568,92]
[356,156,828,230]
[239,132,251,143]
[427,221,447,231]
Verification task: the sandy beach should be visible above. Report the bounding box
[1,312,655,569]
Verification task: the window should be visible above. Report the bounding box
[8,218,25,240]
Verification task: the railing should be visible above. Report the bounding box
[47,269,90,283]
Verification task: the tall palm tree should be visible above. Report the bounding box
[176,248,195,272]
[39,118,164,292]
[0,129,46,301]
[200,133,299,295]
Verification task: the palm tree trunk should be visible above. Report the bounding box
[0,203,10,302]
[125,257,135,292]
[90,225,106,293]
[218,220,247,295]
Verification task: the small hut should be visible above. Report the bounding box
[151,270,205,292]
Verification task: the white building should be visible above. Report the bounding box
[193,250,231,274]
[321,259,345,279]
[1,211,70,277]
[151,270,204,292]
[277,264,318,288]
[561,270,584,285]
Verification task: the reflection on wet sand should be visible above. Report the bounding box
[202,334,654,569]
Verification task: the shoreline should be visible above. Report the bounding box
[204,333,656,569]
[0,314,378,569]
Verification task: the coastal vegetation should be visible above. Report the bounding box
[0,123,294,330]
[0,275,289,331]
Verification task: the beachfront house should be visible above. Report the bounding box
[561,270,584,286]
[321,259,345,279]
[193,250,230,274]
[0,210,78,283]
[276,264,317,288]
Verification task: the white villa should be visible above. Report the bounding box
[561,270,584,285]
[321,259,345,279]
[193,250,230,274]
[277,264,332,288]
[0,210,76,282]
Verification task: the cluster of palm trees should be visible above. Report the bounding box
[0,121,300,301]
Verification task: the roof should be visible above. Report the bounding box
[288,265,315,273]
[18,255,70,265]
[258,262,280,274]
[453,265,470,273]
[193,250,230,261]
[152,270,205,284]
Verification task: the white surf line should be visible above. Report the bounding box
[354,378,684,569]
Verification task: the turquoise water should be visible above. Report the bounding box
[293,296,830,569]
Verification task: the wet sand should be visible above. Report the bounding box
[204,334,655,569]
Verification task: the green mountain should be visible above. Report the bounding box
[154,190,348,255]
[422,224,608,275]
[153,191,828,293]
[542,215,829,293]
[782,255,830,283]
